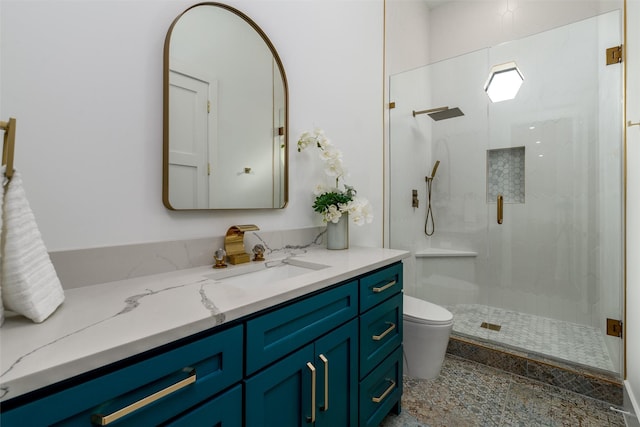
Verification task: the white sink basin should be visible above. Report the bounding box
[204,258,329,284]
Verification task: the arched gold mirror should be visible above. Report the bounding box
[163,2,288,210]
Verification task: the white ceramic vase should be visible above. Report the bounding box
[327,214,349,250]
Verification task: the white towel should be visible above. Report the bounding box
[0,165,5,326]
[1,171,64,323]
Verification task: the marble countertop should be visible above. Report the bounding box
[0,246,409,402]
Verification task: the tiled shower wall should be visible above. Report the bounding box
[487,147,525,203]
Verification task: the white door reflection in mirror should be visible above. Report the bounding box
[168,70,216,209]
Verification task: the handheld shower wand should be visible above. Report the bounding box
[429,160,440,180]
[425,160,440,236]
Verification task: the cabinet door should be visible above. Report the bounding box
[315,319,358,427]
[165,384,242,427]
[245,320,359,427]
[245,344,315,427]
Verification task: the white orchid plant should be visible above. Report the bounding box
[297,128,373,225]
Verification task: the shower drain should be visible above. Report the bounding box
[480,322,502,331]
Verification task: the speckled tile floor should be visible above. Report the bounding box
[380,355,625,427]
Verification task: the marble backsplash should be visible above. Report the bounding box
[49,226,326,289]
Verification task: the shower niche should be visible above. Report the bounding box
[486,147,525,203]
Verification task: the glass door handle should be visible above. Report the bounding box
[497,194,503,224]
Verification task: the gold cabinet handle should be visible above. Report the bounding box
[319,354,329,412]
[306,362,316,423]
[372,322,396,341]
[91,369,196,425]
[372,280,397,293]
[497,194,503,224]
[371,378,396,403]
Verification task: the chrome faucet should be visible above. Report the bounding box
[224,224,260,264]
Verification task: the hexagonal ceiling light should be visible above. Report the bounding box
[484,61,524,103]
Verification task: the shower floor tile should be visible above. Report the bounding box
[380,355,625,427]
[447,304,615,372]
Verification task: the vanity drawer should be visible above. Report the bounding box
[359,263,402,312]
[246,280,358,375]
[2,325,243,426]
[359,346,403,427]
[359,292,403,379]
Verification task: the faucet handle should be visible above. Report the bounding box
[213,248,228,269]
[253,244,265,261]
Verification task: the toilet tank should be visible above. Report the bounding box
[415,248,479,306]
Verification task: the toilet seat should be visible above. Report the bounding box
[403,294,453,325]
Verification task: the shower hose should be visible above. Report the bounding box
[425,177,435,236]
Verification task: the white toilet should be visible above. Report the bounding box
[403,294,454,379]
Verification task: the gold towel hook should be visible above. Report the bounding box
[1,117,17,180]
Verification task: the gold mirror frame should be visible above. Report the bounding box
[163,2,288,210]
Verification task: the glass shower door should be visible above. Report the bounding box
[482,10,624,373]
[388,9,624,375]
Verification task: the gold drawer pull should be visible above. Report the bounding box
[91,369,196,425]
[372,280,397,293]
[371,378,396,403]
[372,322,396,341]
[306,362,316,423]
[319,354,329,411]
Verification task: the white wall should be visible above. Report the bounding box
[0,0,384,251]
[625,0,640,418]
[385,0,431,76]
[384,0,433,286]
[428,0,621,63]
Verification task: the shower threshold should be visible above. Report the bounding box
[446,333,623,406]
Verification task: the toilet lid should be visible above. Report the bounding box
[403,294,453,325]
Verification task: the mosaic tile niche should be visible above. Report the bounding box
[487,147,525,203]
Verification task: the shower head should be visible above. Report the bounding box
[428,107,464,121]
[412,106,464,121]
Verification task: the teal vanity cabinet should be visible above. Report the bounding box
[1,260,404,427]
[0,325,244,426]
[358,263,404,427]
[245,281,359,426]
[244,261,404,427]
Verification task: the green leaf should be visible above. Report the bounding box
[313,190,352,213]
